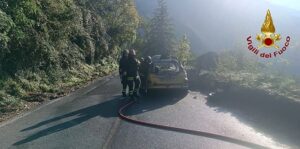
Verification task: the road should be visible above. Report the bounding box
[0,76,298,149]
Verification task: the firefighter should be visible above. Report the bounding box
[140,56,152,94]
[119,50,129,97]
[127,49,141,99]
[140,57,145,64]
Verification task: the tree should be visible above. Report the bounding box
[96,0,140,52]
[0,0,140,73]
[143,0,175,56]
[0,9,15,72]
[176,34,191,65]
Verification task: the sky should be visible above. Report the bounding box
[266,0,300,11]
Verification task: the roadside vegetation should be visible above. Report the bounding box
[192,50,300,101]
[135,0,192,64]
[0,0,192,120]
[0,0,139,118]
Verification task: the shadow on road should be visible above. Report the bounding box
[125,90,188,116]
[206,87,300,148]
[14,95,125,146]
[14,90,187,146]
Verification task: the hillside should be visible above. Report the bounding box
[190,50,300,101]
[0,0,139,118]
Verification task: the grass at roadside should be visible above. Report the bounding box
[0,62,118,122]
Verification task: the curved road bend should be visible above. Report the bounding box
[0,76,295,149]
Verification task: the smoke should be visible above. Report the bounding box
[136,0,300,75]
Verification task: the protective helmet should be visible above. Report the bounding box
[146,56,152,63]
[129,49,136,56]
[122,49,129,57]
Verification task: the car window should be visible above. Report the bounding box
[153,61,180,74]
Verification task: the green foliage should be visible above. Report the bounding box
[136,0,194,62]
[0,91,21,113]
[142,0,175,56]
[0,10,13,43]
[99,0,140,46]
[0,9,14,64]
[0,0,139,72]
[176,35,191,65]
[0,0,140,114]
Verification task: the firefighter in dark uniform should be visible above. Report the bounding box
[139,56,152,94]
[119,50,129,97]
[127,49,141,99]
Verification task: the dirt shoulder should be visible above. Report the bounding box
[0,72,117,124]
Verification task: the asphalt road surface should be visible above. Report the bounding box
[0,76,298,149]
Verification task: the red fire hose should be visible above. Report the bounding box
[118,101,271,149]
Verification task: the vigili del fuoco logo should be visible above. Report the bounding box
[246,9,291,58]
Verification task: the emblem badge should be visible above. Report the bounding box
[256,10,281,49]
[246,9,291,59]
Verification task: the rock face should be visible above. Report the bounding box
[188,52,219,91]
[194,52,219,71]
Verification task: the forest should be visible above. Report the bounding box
[0,0,191,119]
[0,0,141,116]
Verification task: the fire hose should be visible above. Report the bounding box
[118,101,271,149]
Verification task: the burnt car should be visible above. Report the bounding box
[146,55,188,91]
